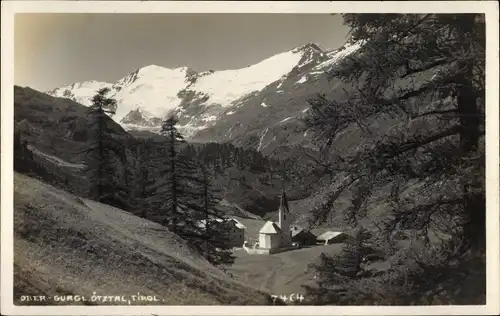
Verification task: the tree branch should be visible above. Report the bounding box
[396,125,461,155]
[414,109,458,118]
[400,58,451,79]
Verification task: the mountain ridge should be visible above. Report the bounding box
[46,42,360,149]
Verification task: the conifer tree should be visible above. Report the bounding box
[152,116,206,236]
[196,162,235,267]
[304,14,485,304]
[155,115,187,230]
[84,87,128,208]
[304,228,383,305]
[148,117,236,266]
[134,140,157,219]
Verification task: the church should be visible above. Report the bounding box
[259,190,292,249]
[243,190,299,255]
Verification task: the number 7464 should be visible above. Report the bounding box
[271,293,305,304]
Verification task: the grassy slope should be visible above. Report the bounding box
[13,173,273,305]
[228,245,343,295]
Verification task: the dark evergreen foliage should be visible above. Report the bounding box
[83,88,129,209]
[304,14,485,305]
[193,162,236,267]
[142,115,236,266]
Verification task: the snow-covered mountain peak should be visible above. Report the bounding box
[115,65,197,88]
[135,64,191,76]
[186,48,306,107]
[292,42,325,54]
[46,41,356,138]
[314,41,364,71]
[71,79,108,87]
[48,80,112,106]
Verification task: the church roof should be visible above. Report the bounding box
[259,221,282,234]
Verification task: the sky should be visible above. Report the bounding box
[15,14,350,92]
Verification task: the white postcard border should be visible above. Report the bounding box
[1,1,499,315]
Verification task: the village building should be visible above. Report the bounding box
[290,226,317,246]
[197,218,246,248]
[258,221,282,249]
[227,218,246,247]
[244,190,298,255]
[316,231,347,245]
[259,189,292,248]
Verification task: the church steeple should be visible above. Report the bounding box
[278,189,290,214]
[276,165,292,246]
[278,189,290,229]
[278,167,289,214]
[277,188,292,246]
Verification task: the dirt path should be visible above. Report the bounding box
[28,145,86,170]
[261,255,286,292]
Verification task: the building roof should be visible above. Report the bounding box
[291,227,317,238]
[259,221,282,234]
[292,229,309,238]
[317,231,345,241]
[197,218,246,230]
[290,225,304,237]
[196,219,222,229]
[229,218,247,229]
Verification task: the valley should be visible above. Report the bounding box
[10,12,487,307]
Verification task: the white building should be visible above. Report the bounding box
[197,218,246,248]
[258,221,282,249]
[257,190,293,250]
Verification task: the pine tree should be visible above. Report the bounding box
[304,14,485,304]
[83,87,128,208]
[197,162,235,267]
[149,118,235,267]
[134,140,157,219]
[304,228,384,305]
[153,116,206,237]
[155,115,186,229]
[120,141,142,212]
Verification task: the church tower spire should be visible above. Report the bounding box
[278,189,290,215]
[278,188,291,246]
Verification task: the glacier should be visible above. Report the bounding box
[47,41,361,137]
